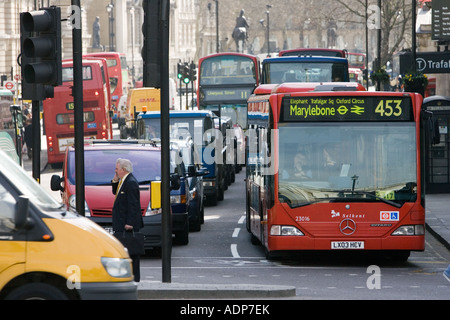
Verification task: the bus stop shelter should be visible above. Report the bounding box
[423,96,450,193]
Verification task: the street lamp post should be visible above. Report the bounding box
[106,1,115,51]
[260,5,272,57]
[214,0,219,53]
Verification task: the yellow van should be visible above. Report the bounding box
[120,87,161,138]
[0,150,137,300]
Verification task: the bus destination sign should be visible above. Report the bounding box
[282,95,413,122]
[201,87,253,103]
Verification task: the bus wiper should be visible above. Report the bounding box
[288,198,338,208]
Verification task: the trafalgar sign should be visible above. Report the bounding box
[394,51,450,74]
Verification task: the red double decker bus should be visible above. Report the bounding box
[246,82,435,261]
[43,59,113,165]
[84,52,129,123]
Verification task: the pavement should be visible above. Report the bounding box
[23,148,450,299]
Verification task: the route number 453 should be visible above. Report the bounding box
[375,100,402,117]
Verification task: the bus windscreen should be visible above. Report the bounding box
[264,62,347,84]
[200,56,257,85]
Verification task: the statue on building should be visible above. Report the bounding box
[327,19,338,48]
[92,16,101,49]
[232,9,249,53]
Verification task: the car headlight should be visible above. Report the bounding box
[69,195,91,216]
[101,257,132,278]
[170,195,186,204]
[145,202,162,216]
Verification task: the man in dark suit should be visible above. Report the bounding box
[112,158,144,282]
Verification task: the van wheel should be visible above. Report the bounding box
[207,194,218,206]
[174,223,189,245]
[218,186,224,201]
[5,283,70,300]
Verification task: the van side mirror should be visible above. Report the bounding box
[170,173,181,191]
[187,165,196,177]
[197,167,209,176]
[50,175,64,192]
[15,195,30,230]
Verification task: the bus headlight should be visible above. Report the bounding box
[270,225,304,236]
[101,257,132,278]
[392,225,424,236]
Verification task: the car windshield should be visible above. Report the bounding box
[68,149,162,185]
[0,151,62,210]
[278,122,417,208]
[140,117,213,147]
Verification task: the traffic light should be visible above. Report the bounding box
[183,63,190,84]
[20,6,62,100]
[177,62,183,80]
[142,0,161,88]
[190,62,197,82]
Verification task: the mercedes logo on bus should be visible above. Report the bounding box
[339,219,356,235]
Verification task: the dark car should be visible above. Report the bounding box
[172,137,208,231]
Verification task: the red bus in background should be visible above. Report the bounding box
[348,53,366,84]
[246,83,432,261]
[84,52,129,124]
[43,59,113,165]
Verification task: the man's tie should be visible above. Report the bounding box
[115,178,123,201]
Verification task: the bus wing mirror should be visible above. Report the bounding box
[50,174,64,192]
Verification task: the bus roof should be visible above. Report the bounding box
[84,52,125,58]
[262,56,348,64]
[252,82,365,96]
[278,48,347,57]
[274,82,365,93]
[199,52,259,62]
[62,59,105,66]
[138,110,215,119]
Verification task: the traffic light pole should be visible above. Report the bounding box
[160,0,171,283]
[31,101,40,182]
[72,0,85,216]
